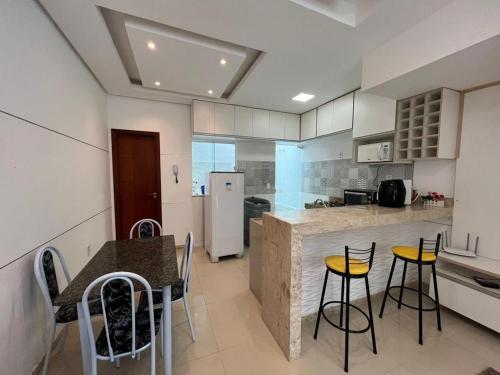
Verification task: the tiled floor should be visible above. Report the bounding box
[47,246,500,374]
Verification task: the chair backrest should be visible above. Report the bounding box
[343,242,376,276]
[129,219,163,239]
[81,272,156,370]
[179,232,194,294]
[418,233,442,261]
[34,246,71,315]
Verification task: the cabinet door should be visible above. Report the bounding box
[252,109,270,138]
[285,114,300,140]
[353,91,396,138]
[234,106,253,137]
[300,109,317,140]
[214,103,235,135]
[317,101,334,136]
[192,100,214,134]
[333,92,353,133]
[269,111,286,139]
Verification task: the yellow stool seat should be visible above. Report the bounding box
[392,246,436,262]
[325,255,369,275]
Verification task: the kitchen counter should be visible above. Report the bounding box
[261,204,453,361]
[265,204,453,236]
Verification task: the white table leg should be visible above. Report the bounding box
[77,302,92,375]
[162,285,172,375]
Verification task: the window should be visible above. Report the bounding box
[275,143,302,209]
[192,141,236,195]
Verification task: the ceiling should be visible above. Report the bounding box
[39,0,453,113]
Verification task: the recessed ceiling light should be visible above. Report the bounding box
[147,41,156,51]
[292,93,315,102]
[208,89,213,95]
[220,58,227,66]
[154,81,161,86]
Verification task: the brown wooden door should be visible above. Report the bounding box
[111,129,162,240]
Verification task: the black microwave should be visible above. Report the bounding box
[343,189,378,206]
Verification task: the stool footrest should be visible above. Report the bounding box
[320,301,372,334]
[388,286,438,312]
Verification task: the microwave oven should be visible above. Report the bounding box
[357,142,393,163]
[344,189,378,206]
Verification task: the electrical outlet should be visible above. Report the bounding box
[87,245,91,257]
[385,174,392,180]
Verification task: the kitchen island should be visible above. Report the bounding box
[261,204,453,360]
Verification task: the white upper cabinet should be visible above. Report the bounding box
[192,100,214,134]
[316,101,334,136]
[353,91,396,138]
[234,106,253,137]
[192,101,300,141]
[269,111,286,139]
[214,103,235,135]
[332,92,354,133]
[285,114,300,141]
[252,109,270,138]
[300,109,317,140]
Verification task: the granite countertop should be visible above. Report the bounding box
[250,218,263,226]
[55,235,179,306]
[264,205,453,236]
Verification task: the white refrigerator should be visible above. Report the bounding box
[204,172,244,262]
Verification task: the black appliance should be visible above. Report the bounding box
[343,189,378,206]
[244,196,270,246]
[377,179,406,207]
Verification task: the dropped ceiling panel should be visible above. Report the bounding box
[125,19,247,98]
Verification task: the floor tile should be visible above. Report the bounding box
[173,353,226,375]
[43,246,500,375]
[172,304,219,364]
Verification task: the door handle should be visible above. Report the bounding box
[152,192,158,199]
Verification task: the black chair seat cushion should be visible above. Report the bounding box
[137,279,184,311]
[55,299,103,323]
[95,308,162,357]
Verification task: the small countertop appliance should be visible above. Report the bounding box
[377,179,406,207]
[344,189,378,206]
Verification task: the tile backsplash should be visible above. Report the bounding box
[237,160,276,195]
[302,159,413,197]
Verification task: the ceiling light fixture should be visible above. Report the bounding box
[292,93,315,102]
[147,41,156,51]
[154,81,161,86]
[220,58,227,66]
[208,89,213,95]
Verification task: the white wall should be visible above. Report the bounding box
[107,96,193,246]
[236,140,276,162]
[412,160,456,197]
[192,196,204,247]
[0,1,111,373]
[452,84,500,259]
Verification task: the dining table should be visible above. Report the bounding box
[54,235,179,375]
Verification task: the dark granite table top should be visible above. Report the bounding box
[55,235,179,306]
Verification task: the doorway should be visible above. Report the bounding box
[111,129,162,240]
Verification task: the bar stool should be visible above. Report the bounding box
[379,234,442,345]
[314,242,377,373]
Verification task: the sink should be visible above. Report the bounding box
[304,199,343,209]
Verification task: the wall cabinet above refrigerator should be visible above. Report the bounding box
[192,100,300,141]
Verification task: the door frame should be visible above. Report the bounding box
[111,129,162,239]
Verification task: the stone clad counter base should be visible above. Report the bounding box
[260,205,453,360]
